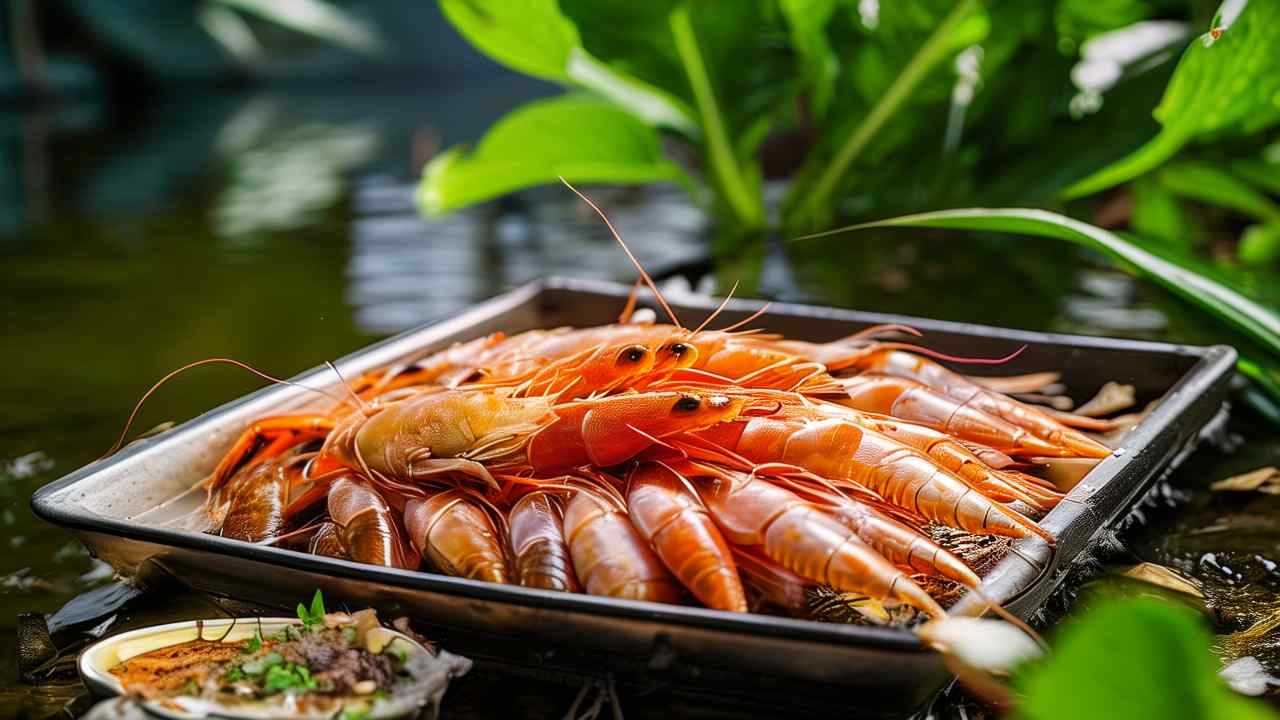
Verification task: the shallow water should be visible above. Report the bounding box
[3,88,1277,716]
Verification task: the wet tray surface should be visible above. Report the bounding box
[32,278,1237,717]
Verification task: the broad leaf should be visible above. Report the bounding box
[1064,0,1280,198]
[417,95,688,214]
[794,208,1280,359]
[439,0,579,81]
[1014,598,1274,720]
[438,0,695,132]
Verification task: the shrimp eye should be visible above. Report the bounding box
[619,345,648,364]
[673,396,701,413]
[668,343,689,358]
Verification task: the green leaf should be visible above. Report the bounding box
[1239,223,1280,264]
[1159,161,1280,223]
[438,0,695,133]
[417,95,688,214]
[784,0,989,230]
[780,0,840,116]
[1130,176,1195,249]
[1232,154,1280,195]
[243,628,263,653]
[669,5,764,229]
[1064,0,1280,198]
[793,208,1280,361]
[438,0,579,81]
[309,589,325,620]
[1014,598,1275,720]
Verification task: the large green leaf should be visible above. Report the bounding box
[416,95,688,214]
[1014,598,1274,720]
[1064,0,1280,198]
[437,0,695,133]
[793,208,1280,358]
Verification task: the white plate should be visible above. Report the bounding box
[79,616,436,719]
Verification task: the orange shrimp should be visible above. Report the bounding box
[804,489,979,588]
[782,401,1063,511]
[326,475,421,569]
[689,416,1053,543]
[833,374,1067,458]
[227,388,747,495]
[562,485,683,603]
[844,348,1112,458]
[731,547,812,613]
[508,491,579,592]
[308,522,347,559]
[626,462,746,612]
[213,454,303,542]
[685,463,945,618]
[350,332,507,399]
[404,489,509,583]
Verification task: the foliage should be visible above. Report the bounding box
[424,0,1280,401]
[1014,597,1275,720]
[297,589,326,630]
[800,209,1280,404]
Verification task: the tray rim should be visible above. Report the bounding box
[32,278,1237,653]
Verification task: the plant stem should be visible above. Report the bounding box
[788,0,979,227]
[670,5,764,229]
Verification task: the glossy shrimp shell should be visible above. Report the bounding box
[627,463,747,612]
[508,492,579,592]
[562,488,683,603]
[693,468,945,618]
[404,489,509,583]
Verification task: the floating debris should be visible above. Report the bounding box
[1219,656,1279,696]
[1118,562,1205,599]
[1075,382,1137,418]
[1210,467,1280,495]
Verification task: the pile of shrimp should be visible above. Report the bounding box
[201,193,1120,623]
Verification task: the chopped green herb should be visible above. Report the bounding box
[385,639,411,665]
[242,628,263,654]
[297,590,326,630]
[181,679,199,696]
[338,708,370,720]
[224,665,245,683]
[241,652,283,677]
[342,626,358,645]
[262,662,319,694]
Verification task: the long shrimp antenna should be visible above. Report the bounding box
[845,323,922,340]
[716,302,773,334]
[326,361,370,413]
[866,342,1028,367]
[972,590,1048,649]
[559,177,683,328]
[106,358,349,458]
[691,281,739,335]
[618,277,645,324]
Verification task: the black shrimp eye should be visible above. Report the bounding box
[667,343,689,358]
[620,346,647,364]
[673,396,701,413]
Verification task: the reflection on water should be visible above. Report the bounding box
[215,104,379,239]
[348,181,705,333]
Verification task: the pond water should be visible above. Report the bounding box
[3,88,1277,717]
